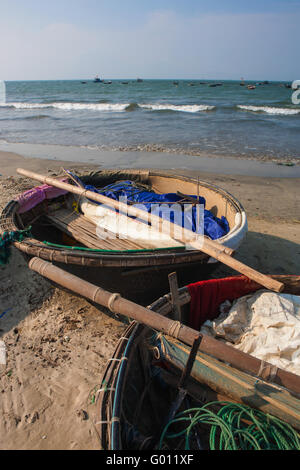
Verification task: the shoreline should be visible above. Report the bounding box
[0,148,299,222]
[0,142,300,178]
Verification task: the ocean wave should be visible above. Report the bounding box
[4,101,298,116]
[53,102,130,111]
[24,114,50,120]
[0,114,51,121]
[0,102,130,112]
[139,104,215,113]
[0,101,216,113]
[125,102,140,112]
[0,102,50,109]
[237,105,300,115]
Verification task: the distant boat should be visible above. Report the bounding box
[209,83,223,87]
[103,81,112,85]
[173,81,179,85]
[137,78,143,83]
[94,75,102,83]
[81,81,87,84]
[240,77,245,86]
[122,82,129,85]
[247,85,256,90]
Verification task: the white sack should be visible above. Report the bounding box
[201,290,300,375]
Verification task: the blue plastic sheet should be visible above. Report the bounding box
[84,180,229,240]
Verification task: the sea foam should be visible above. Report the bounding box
[0,102,130,112]
[237,105,300,115]
[139,104,215,112]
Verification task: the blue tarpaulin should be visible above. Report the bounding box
[84,180,230,240]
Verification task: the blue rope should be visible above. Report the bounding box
[0,309,12,319]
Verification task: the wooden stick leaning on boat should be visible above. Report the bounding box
[17,167,284,293]
[29,257,300,397]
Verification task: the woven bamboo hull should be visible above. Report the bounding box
[50,259,218,305]
[95,275,300,450]
[1,170,247,301]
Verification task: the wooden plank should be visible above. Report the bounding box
[47,209,175,252]
[47,207,184,252]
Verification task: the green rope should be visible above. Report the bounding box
[42,240,185,254]
[159,402,300,451]
[0,227,32,266]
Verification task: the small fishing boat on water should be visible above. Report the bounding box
[94,75,102,83]
[0,169,248,304]
[94,274,300,450]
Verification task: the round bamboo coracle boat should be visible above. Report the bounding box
[95,274,300,451]
[0,169,248,303]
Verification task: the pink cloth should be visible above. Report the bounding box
[17,181,68,214]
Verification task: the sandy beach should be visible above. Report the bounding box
[0,149,299,450]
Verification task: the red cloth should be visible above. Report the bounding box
[187,276,263,331]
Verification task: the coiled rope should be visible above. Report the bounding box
[159,401,300,450]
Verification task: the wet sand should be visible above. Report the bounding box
[1,141,300,177]
[0,149,299,450]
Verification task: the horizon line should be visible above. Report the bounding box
[2,77,294,83]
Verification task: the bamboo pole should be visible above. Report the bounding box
[28,257,300,396]
[18,168,284,292]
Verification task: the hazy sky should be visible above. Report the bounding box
[1,0,299,80]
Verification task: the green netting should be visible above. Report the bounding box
[0,228,32,265]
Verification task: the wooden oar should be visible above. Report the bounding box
[17,167,284,292]
[28,257,300,396]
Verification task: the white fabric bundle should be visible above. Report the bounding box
[201,290,300,375]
